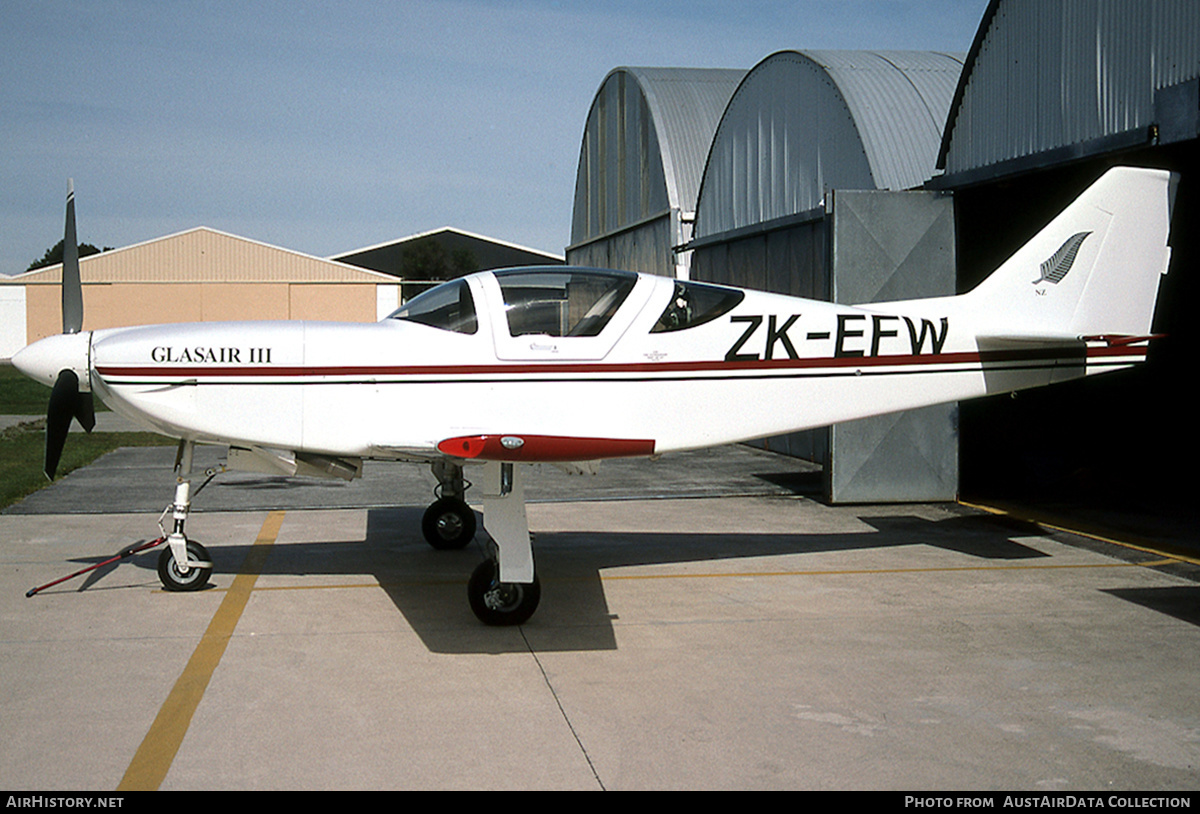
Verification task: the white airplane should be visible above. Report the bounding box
[12,167,1176,624]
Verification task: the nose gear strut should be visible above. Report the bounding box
[158,440,215,591]
[25,440,223,597]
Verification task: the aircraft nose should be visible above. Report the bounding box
[11,332,92,391]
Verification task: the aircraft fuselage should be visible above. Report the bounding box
[81,269,1139,465]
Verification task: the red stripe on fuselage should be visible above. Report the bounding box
[94,344,1145,381]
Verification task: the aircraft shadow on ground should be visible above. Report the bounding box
[1101,585,1200,627]
[52,504,1064,655]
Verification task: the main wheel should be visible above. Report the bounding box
[467,559,541,626]
[422,497,476,550]
[157,540,213,592]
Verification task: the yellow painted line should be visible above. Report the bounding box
[254,581,383,591]
[117,510,285,792]
[251,579,460,592]
[960,500,1200,567]
[229,559,1161,595]
[601,559,1153,581]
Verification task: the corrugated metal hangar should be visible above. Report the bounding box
[688,49,965,502]
[569,50,967,502]
[566,0,1198,505]
[567,67,747,278]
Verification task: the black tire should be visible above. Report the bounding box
[157,540,213,592]
[467,559,540,626]
[422,497,476,550]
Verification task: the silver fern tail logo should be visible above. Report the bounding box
[1033,231,1092,285]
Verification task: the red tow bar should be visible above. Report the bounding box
[25,536,167,597]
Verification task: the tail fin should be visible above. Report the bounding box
[965,166,1176,340]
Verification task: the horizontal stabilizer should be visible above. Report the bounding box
[975,333,1085,347]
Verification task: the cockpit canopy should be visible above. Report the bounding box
[387,267,743,337]
[494,268,637,338]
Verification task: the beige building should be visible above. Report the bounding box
[0,227,405,359]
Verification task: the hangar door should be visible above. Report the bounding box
[827,189,958,503]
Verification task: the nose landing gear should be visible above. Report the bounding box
[157,440,214,592]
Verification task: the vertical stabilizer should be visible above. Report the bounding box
[964,167,1175,340]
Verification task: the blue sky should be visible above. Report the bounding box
[1,0,987,276]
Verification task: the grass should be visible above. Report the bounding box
[0,361,115,413]
[0,361,67,414]
[0,420,175,510]
[0,364,174,510]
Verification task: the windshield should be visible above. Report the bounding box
[386,279,477,334]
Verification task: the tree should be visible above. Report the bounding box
[398,239,477,281]
[27,239,111,272]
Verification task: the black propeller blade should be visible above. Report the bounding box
[45,370,95,479]
[41,180,94,480]
[62,180,83,335]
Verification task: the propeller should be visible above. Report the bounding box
[42,180,95,479]
[61,180,83,334]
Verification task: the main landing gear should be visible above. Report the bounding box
[467,558,540,627]
[422,460,476,549]
[427,459,541,626]
[157,440,214,592]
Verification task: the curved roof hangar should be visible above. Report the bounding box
[693,50,964,243]
[570,66,746,249]
[936,0,1200,185]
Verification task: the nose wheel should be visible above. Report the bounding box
[155,441,214,592]
[157,539,213,592]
